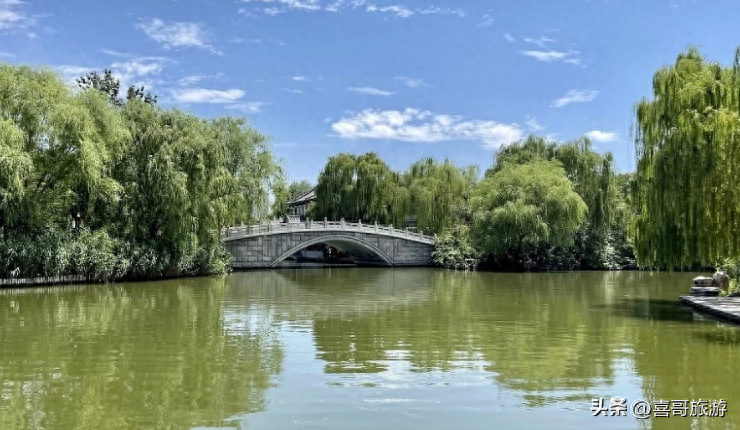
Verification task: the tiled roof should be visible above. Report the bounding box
[287,188,316,206]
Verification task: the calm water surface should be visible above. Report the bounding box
[1,269,738,430]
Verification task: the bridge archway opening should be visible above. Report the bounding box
[271,235,393,268]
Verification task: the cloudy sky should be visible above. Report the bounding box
[0,0,735,182]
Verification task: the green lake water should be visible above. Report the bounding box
[1,269,739,430]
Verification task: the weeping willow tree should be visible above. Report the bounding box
[483,134,627,269]
[313,153,479,233]
[113,102,280,271]
[406,157,479,234]
[488,135,616,232]
[0,118,32,228]
[0,64,130,230]
[313,152,407,225]
[210,116,280,225]
[486,135,557,176]
[0,63,281,279]
[632,46,740,269]
[472,160,588,256]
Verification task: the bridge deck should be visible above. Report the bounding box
[221,220,435,245]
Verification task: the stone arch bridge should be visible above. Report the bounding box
[221,220,435,269]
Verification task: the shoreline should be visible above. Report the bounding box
[0,265,646,289]
[0,272,221,289]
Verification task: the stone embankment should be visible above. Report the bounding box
[680,271,740,324]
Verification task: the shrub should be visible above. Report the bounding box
[432,225,481,270]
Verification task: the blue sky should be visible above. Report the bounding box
[1,0,738,183]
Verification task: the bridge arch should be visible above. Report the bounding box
[270,234,394,267]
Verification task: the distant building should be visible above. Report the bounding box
[286,188,316,221]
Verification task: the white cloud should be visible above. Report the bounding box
[563,58,582,65]
[325,0,344,12]
[522,49,580,63]
[331,108,523,149]
[240,0,466,18]
[418,7,465,17]
[137,18,219,54]
[101,49,135,58]
[229,37,261,44]
[171,88,245,103]
[225,102,266,113]
[178,72,225,86]
[237,7,255,16]
[57,65,97,81]
[366,4,414,18]
[229,37,285,46]
[111,60,163,79]
[281,87,303,94]
[0,50,16,58]
[552,89,599,108]
[503,33,515,42]
[395,76,428,88]
[585,130,617,142]
[292,75,309,81]
[240,0,322,12]
[0,0,37,32]
[476,14,494,27]
[347,87,394,96]
[56,56,170,91]
[525,116,543,131]
[178,76,203,86]
[523,36,556,48]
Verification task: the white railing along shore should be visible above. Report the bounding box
[220,218,435,243]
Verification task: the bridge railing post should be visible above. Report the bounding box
[405,227,408,237]
[358,219,362,228]
[374,221,378,233]
[390,224,394,235]
[341,218,345,229]
[324,217,328,228]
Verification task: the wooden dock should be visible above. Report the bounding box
[679,295,740,324]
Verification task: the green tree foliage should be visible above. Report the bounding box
[432,225,481,269]
[0,63,280,279]
[472,160,588,257]
[77,69,157,106]
[482,135,633,270]
[288,180,314,201]
[407,158,479,233]
[314,154,477,234]
[270,178,290,219]
[271,179,314,218]
[314,153,407,225]
[112,102,278,275]
[488,135,616,231]
[632,46,740,269]
[0,64,130,230]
